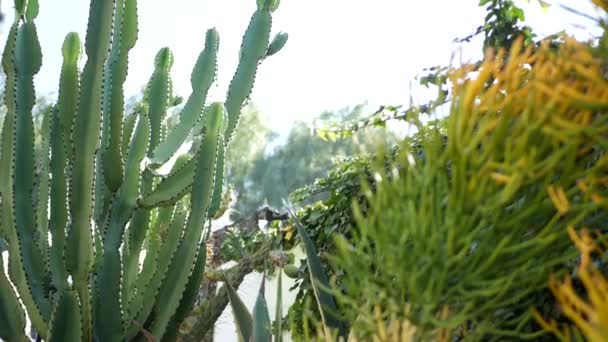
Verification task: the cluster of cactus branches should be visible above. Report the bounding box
[0,0,287,340]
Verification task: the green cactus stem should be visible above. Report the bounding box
[101,0,139,192]
[147,29,219,167]
[13,19,52,334]
[0,0,286,339]
[266,31,288,57]
[149,103,226,339]
[66,1,115,339]
[49,32,80,294]
[224,7,273,143]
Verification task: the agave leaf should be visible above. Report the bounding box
[226,274,253,342]
[252,275,271,342]
[284,201,347,336]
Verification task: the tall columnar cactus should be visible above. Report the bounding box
[0,0,287,340]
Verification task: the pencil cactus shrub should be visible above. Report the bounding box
[534,228,608,341]
[0,0,287,340]
[330,33,608,340]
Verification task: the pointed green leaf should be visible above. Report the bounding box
[226,276,253,342]
[285,203,346,336]
[252,277,271,342]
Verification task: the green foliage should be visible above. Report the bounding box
[277,2,559,339]
[285,204,347,337]
[226,275,273,342]
[229,105,396,218]
[0,0,286,340]
[332,35,608,340]
[282,154,373,339]
[221,227,269,263]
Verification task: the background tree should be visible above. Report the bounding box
[228,104,398,219]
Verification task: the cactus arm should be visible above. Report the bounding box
[48,290,82,342]
[138,156,196,208]
[0,22,17,245]
[0,100,14,245]
[125,205,186,339]
[224,9,272,143]
[66,1,115,339]
[14,0,27,16]
[265,31,288,58]
[149,103,226,339]
[49,112,70,291]
[49,32,81,293]
[66,0,114,279]
[121,206,151,303]
[0,20,49,337]
[101,0,139,192]
[129,206,172,303]
[93,160,112,232]
[94,111,150,341]
[0,260,28,342]
[13,20,53,333]
[147,29,219,166]
[57,32,80,145]
[145,47,173,152]
[121,110,138,157]
[25,0,39,21]
[161,229,210,342]
[207,135,225,218]
[34,106,51,265]
[121,47,173,302]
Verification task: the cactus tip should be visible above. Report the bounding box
[62,32,81,63]
[266,32,288,57]
[256,0,280,12]
[155,47,174,71]
[15,0,28,17]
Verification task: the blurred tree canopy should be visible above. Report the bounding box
[226,104,398,219]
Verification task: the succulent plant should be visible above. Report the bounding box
[0,0,287,340]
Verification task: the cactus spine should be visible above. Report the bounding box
[0,0,286,340]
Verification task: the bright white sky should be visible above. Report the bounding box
[0,0,602,134]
